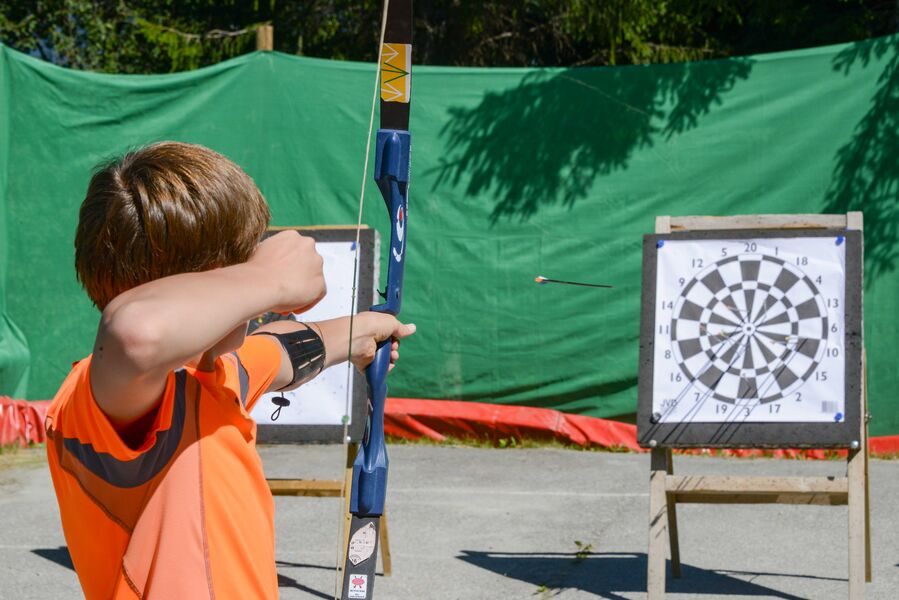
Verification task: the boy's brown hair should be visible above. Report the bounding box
[75,142,270,309]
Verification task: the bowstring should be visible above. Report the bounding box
[334,2,391,598]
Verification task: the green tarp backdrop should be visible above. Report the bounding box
[0,35,896,435]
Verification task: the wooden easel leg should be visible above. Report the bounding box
[848,447,866,599]
[862,350,872,583]
[665,449,681,578]
[379,509,393,576]
[648,448,669,599]
[864,444,871,583]
[864,446,871,583]
[342,443,359,558]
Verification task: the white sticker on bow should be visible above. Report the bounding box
[348,522,377,566]
[347,573,368,599]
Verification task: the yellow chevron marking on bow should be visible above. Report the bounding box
[380,43,411,103]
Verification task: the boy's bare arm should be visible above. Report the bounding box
[254,314,417,391]
[90,231,325,426]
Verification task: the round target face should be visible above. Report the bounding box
[671,254,829,404]
[651,236,846,424]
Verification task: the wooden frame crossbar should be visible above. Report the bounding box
[646,213,870,599]
[667,474,849,504]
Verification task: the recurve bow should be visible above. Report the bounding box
[341,1,412,599]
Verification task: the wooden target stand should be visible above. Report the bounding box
[267,446,393,577]
[640,213,871,599]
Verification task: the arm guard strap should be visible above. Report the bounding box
[252,323,326,389]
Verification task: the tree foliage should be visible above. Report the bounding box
[0,1,896,73]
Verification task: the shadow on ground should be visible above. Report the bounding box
[276,559,335,599]
[275,559,387,599]
[276,572,332,600]
[457,550,844,600]
[31,544,850,598]
[31,549,343,600]
[31,546,73,571]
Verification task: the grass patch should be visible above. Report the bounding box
[573,540,594,561]
[0,444,46,469]
[874,451,899,460]
[385,435,899,460]
[386,434,635,453]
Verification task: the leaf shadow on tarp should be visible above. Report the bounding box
[432,58,752,224]
[825,37,899,284]
[457,550,841,600]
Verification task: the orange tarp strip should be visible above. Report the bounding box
[869,435,899,455]
[385,397,640,449]
[385,398,899,457]
[0,398,49,447]
[4,398,898,456]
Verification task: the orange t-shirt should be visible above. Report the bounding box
[45,335,283,599]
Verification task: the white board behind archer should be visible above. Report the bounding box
[248,228,378,443]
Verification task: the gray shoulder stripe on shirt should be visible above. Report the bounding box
[62,369,188,489]
[231,351,250,406]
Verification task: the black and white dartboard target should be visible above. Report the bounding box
[670,253,833,406]
[638,229,863,448]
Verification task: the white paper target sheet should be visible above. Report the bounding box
[250,241,359,426]
[652,236,847,424]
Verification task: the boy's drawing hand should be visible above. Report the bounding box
[251,231,326,314]
[349,312,416,372]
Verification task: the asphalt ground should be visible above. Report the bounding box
[0,443,897,599]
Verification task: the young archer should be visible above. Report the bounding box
[45,141,416,599]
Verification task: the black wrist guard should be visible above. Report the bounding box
[253,324,326,389]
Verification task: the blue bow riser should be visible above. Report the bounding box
[350,128,411,518]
